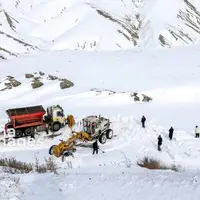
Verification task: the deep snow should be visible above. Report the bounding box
[0,43,200,198]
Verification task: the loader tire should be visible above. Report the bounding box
[99,134,107,144]
[49,145,56,155]
[106,129,113,139]
[15,129,23,138]
[52,122,61,132]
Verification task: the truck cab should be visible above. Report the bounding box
[4,121,15,137]
[45,105,67,131]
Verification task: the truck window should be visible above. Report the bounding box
[57,111,63,117]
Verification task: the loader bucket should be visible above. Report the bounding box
[67,115,75,128]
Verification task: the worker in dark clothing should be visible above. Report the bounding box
[169,127,174,140]
[195,126,200,138]
[157,135,162,151]
[141,116,146,128]
[92,140,99,154]
[45,124,49,135]
[30,128,35,139]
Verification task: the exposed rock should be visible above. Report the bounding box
[39,71,45,76]
[131,92,140,101]
[25,73,34,78]
[34,76,42,80]
[142,94,152,102]
[60,79,74,89]
[31,79,43,89]
[4,82,12,89]
[134,96,140,101]
[48,75,58,80]
[0,55,6,60]
[91,88,116,95]
[11,80,21,87]
[6,76,15,81]
[58,78,67,82]
[0,88,7,91]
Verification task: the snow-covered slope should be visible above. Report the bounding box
[1,1,200,198]
[1,0,200,58]
[0,44,200,198]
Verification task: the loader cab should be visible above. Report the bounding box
[82,116,100,135]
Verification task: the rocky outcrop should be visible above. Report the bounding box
[91,88,152,102]
[48,75,58,80]
[142,94,152,102]
[31,78,43,89]
[0,72,74,91]
[130,92,140,101]
[60,79,74,89]
[0,76,21,91]
[25,73,34,78]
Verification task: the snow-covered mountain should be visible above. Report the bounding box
[1,0,200,199]
[1,0,200,58]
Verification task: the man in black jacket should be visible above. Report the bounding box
[93,140,99,154]
[169,127,174,140]
[141,116,146,128]
[158,135,162,151]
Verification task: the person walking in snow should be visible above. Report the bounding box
[141,116,146,128]
[157,135,162,151]
[92,140,99,154]
[195,126,200,138]
[169,127,174,140]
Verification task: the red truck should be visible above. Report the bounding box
[5,105,68,138]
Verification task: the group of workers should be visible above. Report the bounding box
[141,115,175,151]
[141,116,200,152]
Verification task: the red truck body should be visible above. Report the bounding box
[6,105,46,129]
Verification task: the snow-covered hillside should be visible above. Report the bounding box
[1,0,200,199]
[0,44,200,198]
[1,0,200,58]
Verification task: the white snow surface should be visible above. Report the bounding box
[0,43,200,199]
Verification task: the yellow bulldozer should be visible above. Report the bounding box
[49,131,94,161]
[48,115,113,161]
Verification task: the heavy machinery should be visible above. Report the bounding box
[4,105,75,138]
[49,115,113,159]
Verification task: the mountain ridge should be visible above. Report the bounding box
[1,0,200,59]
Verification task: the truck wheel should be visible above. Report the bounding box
[24,128,32,136]
[52,122,61,132]
[15,129,23,138]
[106,129,113,139]
[99,134,107,144]
[49,145,56,155]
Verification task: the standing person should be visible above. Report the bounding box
[30,132,35,140]
[30,128,35,140]
[141,116,146,128]
[157,135,162,151]
[169,127,174,140]
[195,126,200,138]
[45,123,49,135]
[92,140,99,154]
